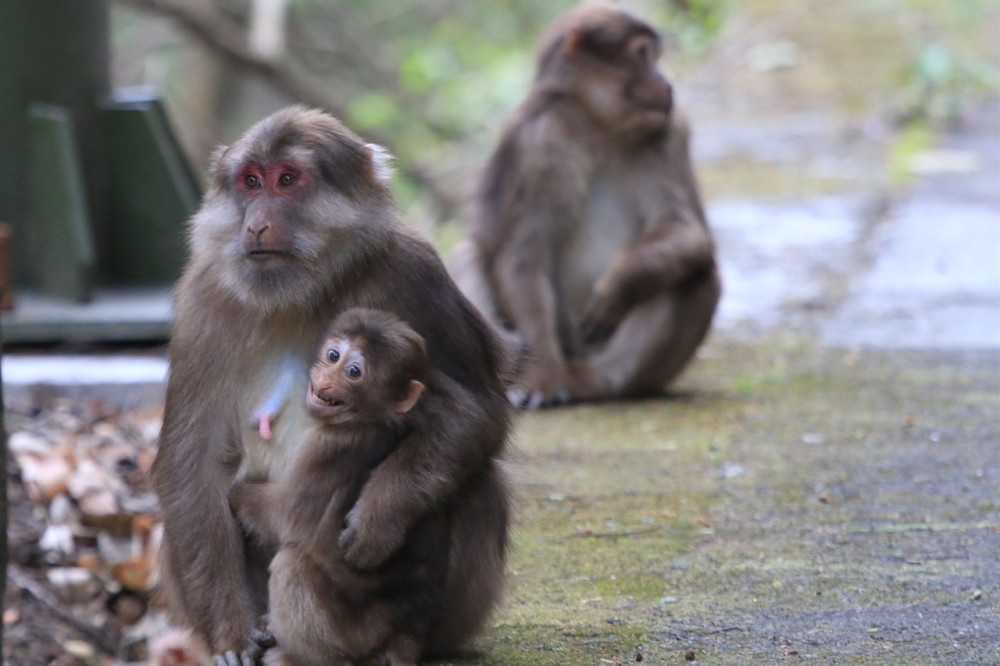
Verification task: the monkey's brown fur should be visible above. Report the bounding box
[154,107,511,662]
[453,3,721,409]
[231,308,460,665]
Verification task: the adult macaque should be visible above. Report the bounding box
[231,307,449,665]
[153,107,512,665]
[452,3,721,409]
[251,356,303,441]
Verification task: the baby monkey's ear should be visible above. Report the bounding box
[394,380,425,414]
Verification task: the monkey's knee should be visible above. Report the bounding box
[587,298,688,397]
[427,467,509,652]
[621,273,721,394]
[657,269,722,387]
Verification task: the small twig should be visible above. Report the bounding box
[662,625,745,640]
[560,525,661,540]
[703,626,744,636]
[8,566,120,656]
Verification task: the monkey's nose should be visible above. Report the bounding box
[247,223,270,240]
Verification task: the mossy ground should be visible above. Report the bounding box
[438,336,999,665]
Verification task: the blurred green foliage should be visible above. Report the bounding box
[113,1,780,225]
[883,0,1000,123]
[660,0,731,56]
[899,40,998,124]
[278,2,574,224]
[113,0,997,226]
[888,120,932,184]
[281,1,730,223]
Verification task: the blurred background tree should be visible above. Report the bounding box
[111,0,729,241]
[110,0,997,240]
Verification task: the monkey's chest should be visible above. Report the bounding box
[237,370,313,482]
[561,181,640,316]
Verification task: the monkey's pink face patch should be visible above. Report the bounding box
[236,161,311,199]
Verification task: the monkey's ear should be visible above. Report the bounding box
[394,380,425,414]
[564,28,584,58]
[365,144,395,184]
[206,143,232,182]
[208,143,229,163]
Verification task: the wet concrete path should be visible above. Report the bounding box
[820,100,1000,350]
[709,99,1000,350]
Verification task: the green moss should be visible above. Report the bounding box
[453,624,648,666]
[889,121,933,184]
[453,336,999,663]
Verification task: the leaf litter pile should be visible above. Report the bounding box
[5,396,209,665]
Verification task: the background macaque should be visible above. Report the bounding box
[231,307,448,665]
[153,107,512,664]
[452,3,721,409]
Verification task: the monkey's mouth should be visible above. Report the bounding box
[247,250,291,262]
[634,103,673,122]
[315,394,343,408]
[307,386,351,421]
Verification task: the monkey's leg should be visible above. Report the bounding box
[267,550,349,666]
[588,267,720,397]
[426,463,510,653]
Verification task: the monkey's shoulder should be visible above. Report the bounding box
[500,105,593,166]
[353,234,496,342]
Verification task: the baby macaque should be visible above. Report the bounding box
[230,308,456,665]
[301,309,426,426]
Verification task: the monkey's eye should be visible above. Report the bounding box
[326,348,340,363]
[347,364,362,380]
[243,174,261,189]
[630,37,657,66]
[278,173,297,187]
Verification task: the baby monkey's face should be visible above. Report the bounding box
[306,335,370,425]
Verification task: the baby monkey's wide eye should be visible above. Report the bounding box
[347,364,362,379]
[326,348,340,363]
[279,173,296,187]
[243,174,260,189]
